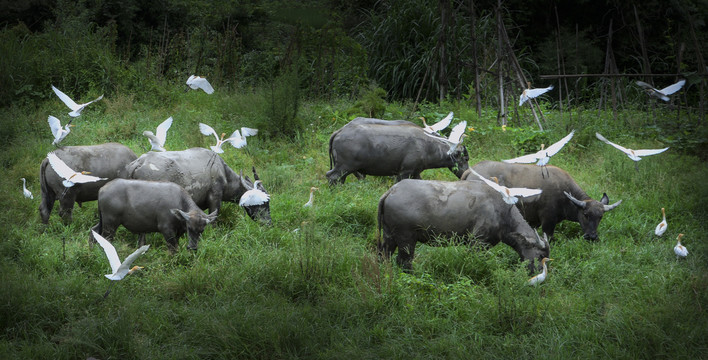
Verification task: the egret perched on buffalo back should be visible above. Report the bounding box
[199,123,258,153]
[143,116,173,152]
[519,82,554,106]
[595,132,669,171]
[48,115,74,146]
[51,85,104,117]
[467,169,542,205]
[636,79,685,102]
[46,152,107,188]
[674,233,688,259]
[92,230,150,281]
[239,180,270,206]
[21,178,33,199]
[422,112,453,136]
[655,207,667,237]
[504,130,575,178]
[527,257,552,286]
[186,75,214,94]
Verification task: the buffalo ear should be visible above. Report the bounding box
[600,193,609,205]
[171,209,191,222]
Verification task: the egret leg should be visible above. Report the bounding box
[102,281,115,299]
[634,162,639,173]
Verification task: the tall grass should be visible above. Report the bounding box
[1,90,706,359]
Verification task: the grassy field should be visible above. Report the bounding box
[1,88,707,359]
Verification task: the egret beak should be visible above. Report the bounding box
[81,171,92,175]
[220,133,226,141]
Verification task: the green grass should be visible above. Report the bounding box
[1,90,707,359]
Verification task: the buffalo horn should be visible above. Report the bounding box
[564,191,586,208]
[240,170,253,190]
[252,166,260,181]
[603,200,622,212]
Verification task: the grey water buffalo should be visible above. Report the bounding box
[463,161,622,241]
[39,143,137,224]
[125,148,271,224]
[91,179,217,253]
[326,120,469,184]
[377,179,549,272]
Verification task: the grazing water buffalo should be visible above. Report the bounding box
[39,143,137,224]
[326,120,469,184]
[125,148,271,225]
[377,179,550,272]
[91,179,217,253]
[463,161,622,240]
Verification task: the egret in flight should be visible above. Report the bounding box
[46,152,107,188]
[443,121,467,155]
[636,79,685,102]
[143,117,173,152]
[519,82,554,106]
[595,132,669,171]
[504,130,575,177]
[199,123,258,153]
[48,115,74,146]
[186,75,214,94]
[467,169,542,205]
[21,178,33,199]
[51,85,104,117]
[527,257,552,286]
[92,230,150,281]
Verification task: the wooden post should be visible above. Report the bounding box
[497,3,506,126]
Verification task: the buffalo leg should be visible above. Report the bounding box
[138,234,146,246]
[58,196,76,225]
[541,223,556,241]
[396,241,416,272]
[378,236,397,261]
[163,234,180,254]
[39,190,56,224]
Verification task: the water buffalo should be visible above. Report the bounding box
[326,120,469,184]
[125,148,271,225]
[377,179,549,272]
[39,143,137,224]
[91,179,217,253]
[462,161,622,241]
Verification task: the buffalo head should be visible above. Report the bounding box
[239,167,272,225]
[512,231,550,272]
[449,146,470,178]
[564,191,621,241]
[171,209,217,250]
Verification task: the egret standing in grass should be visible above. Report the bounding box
[421,112,453,136]
[527,257,552,285]
[48,115,74,146]
[636,80,686,102]
[303,187,319,208]
[46,152,107,188]
[674,233,688,259]
[655,207,668,237]
[92,230,149,298]
[504,130,575,178]
[186,75,214,94]
[595,132,669,171]
[143,116,173,152]
[199,123,258,153]
[467,169,542,205]
[51,85,104,117]
[21,178,33,199]
[519,82,554,106]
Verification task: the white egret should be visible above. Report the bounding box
[21,178,33,199]
[46,152,107,188]
[527,257,552,286]
[303,187,319,208]
[51,85,104,117]
[504,130,575,177]
[655,207,667,237]
[92,230,150,281]
[239,180,270,206]
[143,116,173,152]
[422,112,453,135]
[444,121,467,155]
[595,132,669,171]
[199,123,258,153]
[467,169,542,205]
[186,75,214,94]
[48,115,74,146]
[519,82,554,106]
[636,79,685,101]
[674,233,688,258]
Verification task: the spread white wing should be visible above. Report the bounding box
[658,79,685,95]
[520,85,554,105]
[48,115,63,138]
[448,121,467,144]
[52,85,80,110]
[635,81,656,91]
[507,187,543,198]
[596,133,632,155]
[93,230,121,274]
[428,112,453,134]
[633,147,669,157]
[225,129,247,149]
[47,152,77,180]
[155,117,173,146]
[187,75,214,94]
[503,153,541,164]
[544,130,575,157]
[239,188,270,206]
[468,169,504,193]
[240,127,258,137]
[199,123,219,143]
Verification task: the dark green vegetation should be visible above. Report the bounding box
[2,1,707,359]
